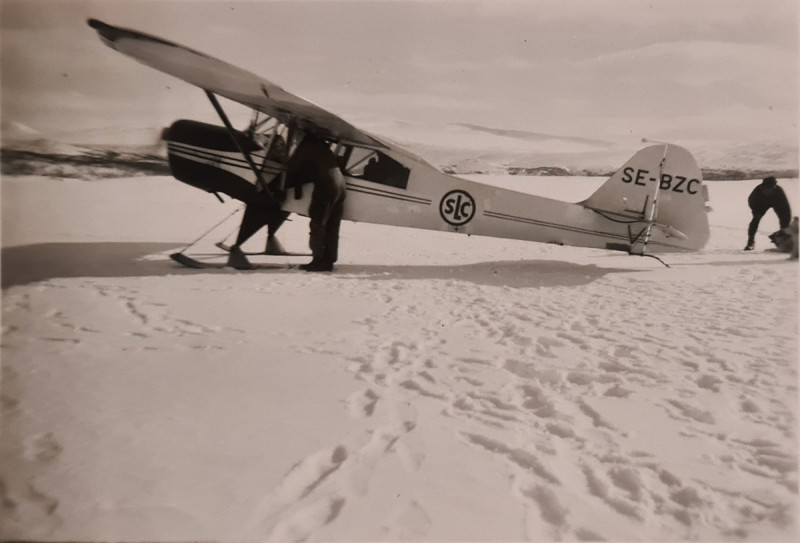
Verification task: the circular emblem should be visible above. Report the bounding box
[439,190,476,226]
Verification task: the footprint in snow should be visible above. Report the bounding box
[346,389,379,418]
[1,481,63,536]
[281,446,348,502]
[383,498,432,539]
[266,494,346,543]
[664,399,716,424]
[249,445,348,520]
[522,484,569,528]
[462,432,560,485]
[22,432,62,463]
[240,446,348,538]
[346,399,421,494]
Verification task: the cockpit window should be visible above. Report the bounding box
[341,146,409,189]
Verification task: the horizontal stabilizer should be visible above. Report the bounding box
[650,223,688,240]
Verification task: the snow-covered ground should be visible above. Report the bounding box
[1,173,797,541]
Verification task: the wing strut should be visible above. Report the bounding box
[205,90,278,203]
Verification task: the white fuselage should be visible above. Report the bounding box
[282,147,700,254]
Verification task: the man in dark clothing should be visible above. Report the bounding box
[286,135,347,272]
[745,176,792,250]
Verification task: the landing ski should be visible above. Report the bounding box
[170,252,297,270]
[215,242,311,257]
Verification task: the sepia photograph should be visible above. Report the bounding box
[1,0,797,540]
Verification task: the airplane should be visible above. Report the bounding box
[87,18,711,271]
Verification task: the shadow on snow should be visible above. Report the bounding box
[2,242,180,289]
[1,241,643,289]
[337,260,637,288]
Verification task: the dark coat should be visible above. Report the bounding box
[748,184,791,223]
[285,136,346,264]
[285,136,340,187]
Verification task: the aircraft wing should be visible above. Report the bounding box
[87,19,385,148]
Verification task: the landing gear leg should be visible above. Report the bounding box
[227,203,266,269]
[265,211,290,254]
[227,203,290,267]
[227,245,254,270]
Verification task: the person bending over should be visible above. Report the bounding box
[745,176,791,250]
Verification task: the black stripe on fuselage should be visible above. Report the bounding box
[167,142,281,175]
[483,209,683,250]
[167,145,429,208]
[346,182,431,206]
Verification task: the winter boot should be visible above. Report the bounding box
[265,235,287,255]
[228,245,254,269]
[300,259,333,272]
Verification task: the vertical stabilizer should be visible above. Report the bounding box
[580,144,710,252]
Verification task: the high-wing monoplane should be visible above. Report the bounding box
[88,19,711,270]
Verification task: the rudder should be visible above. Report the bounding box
[580,144,711,252]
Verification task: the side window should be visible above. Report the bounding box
[344,146,409,189]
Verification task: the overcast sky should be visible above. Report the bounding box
[1,0,797,147]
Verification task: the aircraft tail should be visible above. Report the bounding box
[580,144,711,252]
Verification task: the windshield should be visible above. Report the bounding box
[341,145,410,189]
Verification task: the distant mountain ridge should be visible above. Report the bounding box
[1,121,169,179]
[1,119,796,180]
